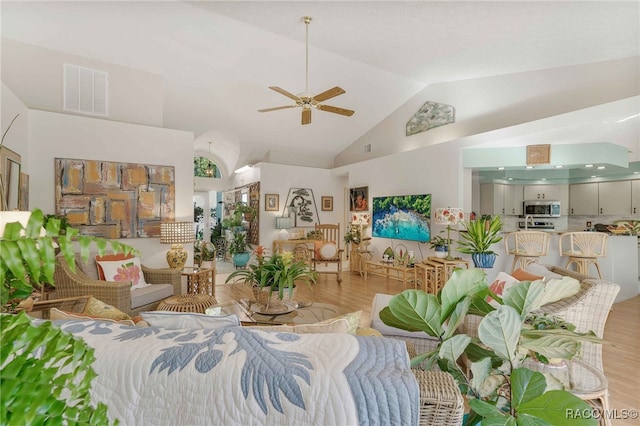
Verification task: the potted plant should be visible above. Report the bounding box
[380,268,601,426]
[194,240,215,269]
[228,232,251,268]
[430,232,449,258]
[225,246,317,311]
[223,202,257,232]
[1,209,133,424]
[457,215,503,268]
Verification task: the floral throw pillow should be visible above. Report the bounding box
[96,256,149,290]
[487,272,519,307]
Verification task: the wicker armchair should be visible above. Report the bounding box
[53,255,182,316]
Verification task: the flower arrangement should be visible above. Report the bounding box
[225,246,317,301]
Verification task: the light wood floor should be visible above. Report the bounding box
[215,269,640,423]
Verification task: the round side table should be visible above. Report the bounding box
[157,294,217,314]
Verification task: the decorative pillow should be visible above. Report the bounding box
[83,296,131,321]
[487,272,519,306]
[511,268,544,282]
[96,255,149,290]
[356,327,383,337]
[50,308,135,326]
[313,241,338,260]
[246,318,350,334]
[524,263,563,281]
[315,310,362,335]
[140,311,240,330]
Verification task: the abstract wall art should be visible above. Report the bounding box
[406,101,455,136]
[55,158,175,238]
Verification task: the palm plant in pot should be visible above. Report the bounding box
[380,268,601,425]
[430,231,449,259]
[225,246,317,313]
[1,209,135,424]
[457,214,503,268]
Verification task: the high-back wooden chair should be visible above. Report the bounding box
[504,231,550,272]
[310,223,343,284]
[559,232,608,278]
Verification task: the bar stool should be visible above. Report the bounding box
[504,231,550,272]
[559,232,608,278]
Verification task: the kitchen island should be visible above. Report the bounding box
[476,232,638,302]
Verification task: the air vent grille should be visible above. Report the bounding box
[63,64,108,116]
[364,144,372,153]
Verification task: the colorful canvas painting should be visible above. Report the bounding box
[372,194,431,243]
[55,158,175,238]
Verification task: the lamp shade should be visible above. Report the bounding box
[275,217,292,229]
[434,208,464,226]
[160,222,196,244]
[351,212,371,225]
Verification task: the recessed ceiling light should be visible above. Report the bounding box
[585,164,593,168]
[497,166,505,170]
[597,166,606,170]
[541,178,547,181]
[525,166,534,169]
[591,175,597,178]
[507,177,513,180]
[634,171,640,175]
[554,165,564,168]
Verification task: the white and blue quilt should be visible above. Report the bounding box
[57,320,419,426]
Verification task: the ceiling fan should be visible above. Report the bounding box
[258,16,354,125]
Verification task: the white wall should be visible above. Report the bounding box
[27,109,193,267]
[2,39,164,127]
[258,163,346,252]
[1,83,29,171]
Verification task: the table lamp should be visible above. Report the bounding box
[434,207,464,260]
[275,216,292,240]
[160,222,196,270]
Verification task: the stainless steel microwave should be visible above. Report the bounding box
[523,200,561,217]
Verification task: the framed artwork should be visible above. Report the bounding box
[349,186,369,211]
[55,158,175,238]
[265,194,279,211]
[526,144,551,165]
[283,188,319,227]
[321,196,333,211]
[18,172,29,210]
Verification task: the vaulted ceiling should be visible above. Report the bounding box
[2,1,639,170]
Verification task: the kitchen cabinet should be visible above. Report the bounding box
[523,184,562,201]
[480,183,522,216]
[598,181,631,215]
[632,180,640,215]
[570,180,634,215]
[569,183,598,215]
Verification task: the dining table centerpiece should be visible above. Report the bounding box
[225,246,317,313]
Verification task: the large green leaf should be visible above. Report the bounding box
[470,357,492,394]
[382,290,443,337]
[439,334,471,364]
[503,281,545,319]
[478,305,521,362]
[517,390,597,426]
[515,414,552,426]
[443,296,471,339]
[468,398,505,419]
[510,368,546,409]
[441,268,488,320]
[539,276,581,306]
[520,335,579,359]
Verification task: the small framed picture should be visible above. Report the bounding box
[321,196,333,211]
[265,194,279,211]
[349,186,368,211]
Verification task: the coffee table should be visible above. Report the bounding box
[208,299,344,326]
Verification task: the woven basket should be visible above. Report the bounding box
[157,294,217,313]
[251,285,296,311]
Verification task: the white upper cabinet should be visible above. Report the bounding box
[569,180,635,215]
[523,185,562,201]
[598,181,632,216]
[632,180,640,216]
[569,183,599,215]
[504,184,524,216]
[480,183,522,216]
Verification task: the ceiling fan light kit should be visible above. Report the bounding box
[258,16,354,125]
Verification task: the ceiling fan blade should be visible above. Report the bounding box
[317,104,355,117]
[269,86,300,101]
[258,105,297,113]
[301,108,312,125]
[313,86,345,102]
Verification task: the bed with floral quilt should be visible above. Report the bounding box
[56,319,419,426]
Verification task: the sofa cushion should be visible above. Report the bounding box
[131,284,174,309]
[511,268,544,282]
[96,255,150,290]
[140,311,240,330]
[83,296,131,320]
[246,318,350,334]
[525,263,563,281]
[50,308,136,326]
